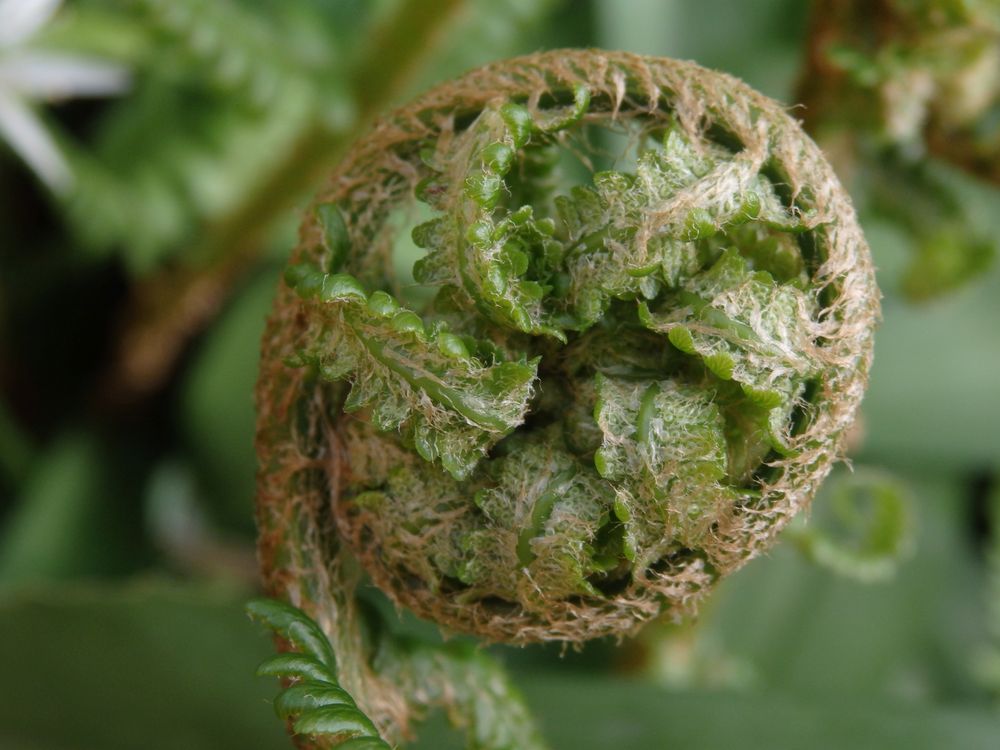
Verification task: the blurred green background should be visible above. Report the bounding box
[1,1,999,748]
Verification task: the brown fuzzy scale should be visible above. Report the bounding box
[254,49,878,735]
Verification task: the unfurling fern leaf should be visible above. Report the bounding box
[253,50,879,745]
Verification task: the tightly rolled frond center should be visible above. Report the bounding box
[255,50,878,645]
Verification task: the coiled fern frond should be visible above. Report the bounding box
[254,49,878,743]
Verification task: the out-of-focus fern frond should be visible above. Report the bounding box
[65,80,318,272]
[377,637,550,750]
[862,153,995,301]
[790,468,915,584]
[126,0,348,107]
[57,0,357,271]
[51,0,565,276]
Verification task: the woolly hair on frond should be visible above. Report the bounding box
[256,46,876,672]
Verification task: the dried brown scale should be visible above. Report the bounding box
[255,49,878,735]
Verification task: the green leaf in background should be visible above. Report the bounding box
[2,580,998,750]
[0,433,150,588]
[593,0,809,98]
[510,677,1000,750]
[701,472,985,702]
[900,229,994,302]
[59,0,357,270]
[0,581,285,750]
[859,259,1000,472]
[0,398,33,486]
[179,266,281,534]
[859,155,997,303]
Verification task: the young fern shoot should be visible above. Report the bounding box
[254,50,879,746]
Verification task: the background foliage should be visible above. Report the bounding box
[1,1,998,748]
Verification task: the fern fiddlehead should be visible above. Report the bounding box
[255,50,878,743]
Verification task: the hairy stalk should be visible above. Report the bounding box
[255,50,878,745]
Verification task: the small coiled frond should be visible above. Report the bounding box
[789,468,914,583]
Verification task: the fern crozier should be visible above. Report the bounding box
[255,50,878,652]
